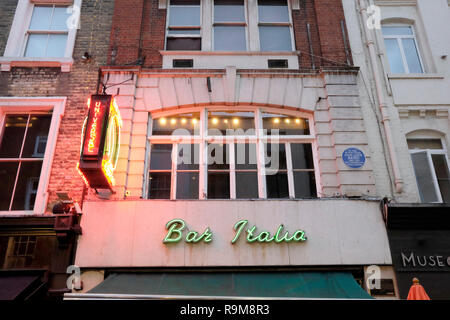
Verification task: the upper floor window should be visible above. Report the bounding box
[166,0,201,50]
[382,25,424,74]
[147,108,316,200]
[258,0,292,51]
[408,138,450,203]
[213,0,247,51]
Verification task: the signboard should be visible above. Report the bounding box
[77,95,122,189]
[342,147,366,169]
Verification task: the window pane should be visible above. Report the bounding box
[150,144,173,170]
[176,172,199,199]
[381,26,413,36]
[258,0,289,23]
[214,26,246,51]
[259,26,292,51]
[0,162,19,210]
[208,144,229,170]
[148,172,171,199]
[11,161,43,210]
[293,171,316,198]
[214,0,245,22]
[0,115,28,158]
[47,34,67,57]
[29,6,53,30]
[25,34,48,58]
[166,37,201,50]
[291,144,314,169]
[235,143,257,170]
[402,39,423,73]
[153,113,200,135]
[407,139,443,150]
[265,143,286,170]
[169,6,200,27]
[262,113,309,135]
[22,115,52,158]
[208,111,255,135]
[411,152,439,202]
[168,29,201,35]
[431,154,450,203]
[50,6,70,30]
[266,172,289,198]
[236,172,258,198]
[177,144,199,170]
[208,172,230,199]
[384,39,405,73]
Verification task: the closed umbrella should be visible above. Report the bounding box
[407,277,430,300]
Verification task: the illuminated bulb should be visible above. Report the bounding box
[192,119,198,124]
[274,118,280,124]
[295,118,301,124]
[159,118,167,125]
[224,119,228,124]
[212,118,219,125]
[181,118,187,124]
[170,118,176,125]
[284,119,290,124]
[233,118,239,125]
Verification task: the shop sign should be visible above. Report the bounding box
[401,252,450,269]
[163,219,307,244]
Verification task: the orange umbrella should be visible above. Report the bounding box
[407,278,430,300]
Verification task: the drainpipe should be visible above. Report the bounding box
[358,0,403,193]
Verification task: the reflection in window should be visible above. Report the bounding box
[262,113,309,135]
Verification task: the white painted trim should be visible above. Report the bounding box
[0,97,67,214]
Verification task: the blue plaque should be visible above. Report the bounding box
[342,148,365,169]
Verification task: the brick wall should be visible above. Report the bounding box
[0,0,115,211]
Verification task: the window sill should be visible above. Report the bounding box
[160,51,300,56]
[0,57,74,72]
[387,73,444,80]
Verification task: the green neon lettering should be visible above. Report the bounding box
[257,231,275,242]
[231,219,248,244]
[274,224,287,243]
[246,225,259,243]
[293,230,307,242]
[163,219,185,243]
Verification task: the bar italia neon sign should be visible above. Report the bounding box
[77,94,122,190]
[163,219,307,244]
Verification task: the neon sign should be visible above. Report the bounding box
[163,219,307,244]
[78,95,122,189]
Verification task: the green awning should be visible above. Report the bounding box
[88,271,372,299]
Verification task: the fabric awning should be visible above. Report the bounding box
[81,271,372,299]
[0,273,44,300]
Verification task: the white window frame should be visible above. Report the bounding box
[382,24,425,74]
[0,97,66,215]
[145,106,320,200]
[408,138,450,203]
[0,0,81,72]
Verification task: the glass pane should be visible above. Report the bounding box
[235,143,257,170]
[431,154,450,203]
[208,111,255,135]
[47,34,67,57]
[152,113,200,135]
[293,171,316,198]
[208,143,229,170]
[236,172,258,198]
[22,115,52,158]
[407,139,443,150]
[29,6,53,30]
[258,0,289,23]
[411,152,439,202]
[265,143,286,170]
[214,26,246,51]
[262,113,309,135]
[166,38,201,50]
[259,26,292,51]
[214,0,245,22]
[291,144,314,169]
[0,162,19,210]
[208,172,230,199]
[177,144,199,170]
[11,161,43,210]
[169,6,200,27]
[384,39,405,73]
[176,172,199,199]
[51,6,70,30]
[0,115,28,158]
[381,26,413,36]
[402,39,423,73]
[266,172,289,198]
[25,34,48,58]
[150,144,173,170]
[148,172,171,199]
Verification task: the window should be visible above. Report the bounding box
[213,0,247,51]
[166,0,202,50]
[146,108,317,199]
[258,0,292,51]
[4,236,37,268]
[382,25,424,74]
[408,138,450,203]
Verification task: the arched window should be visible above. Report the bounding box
[407,132,450,203]
[146,107,318,200]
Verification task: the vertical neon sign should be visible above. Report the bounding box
[82,97,109,157]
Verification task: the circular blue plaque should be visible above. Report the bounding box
[342,148,366,169]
